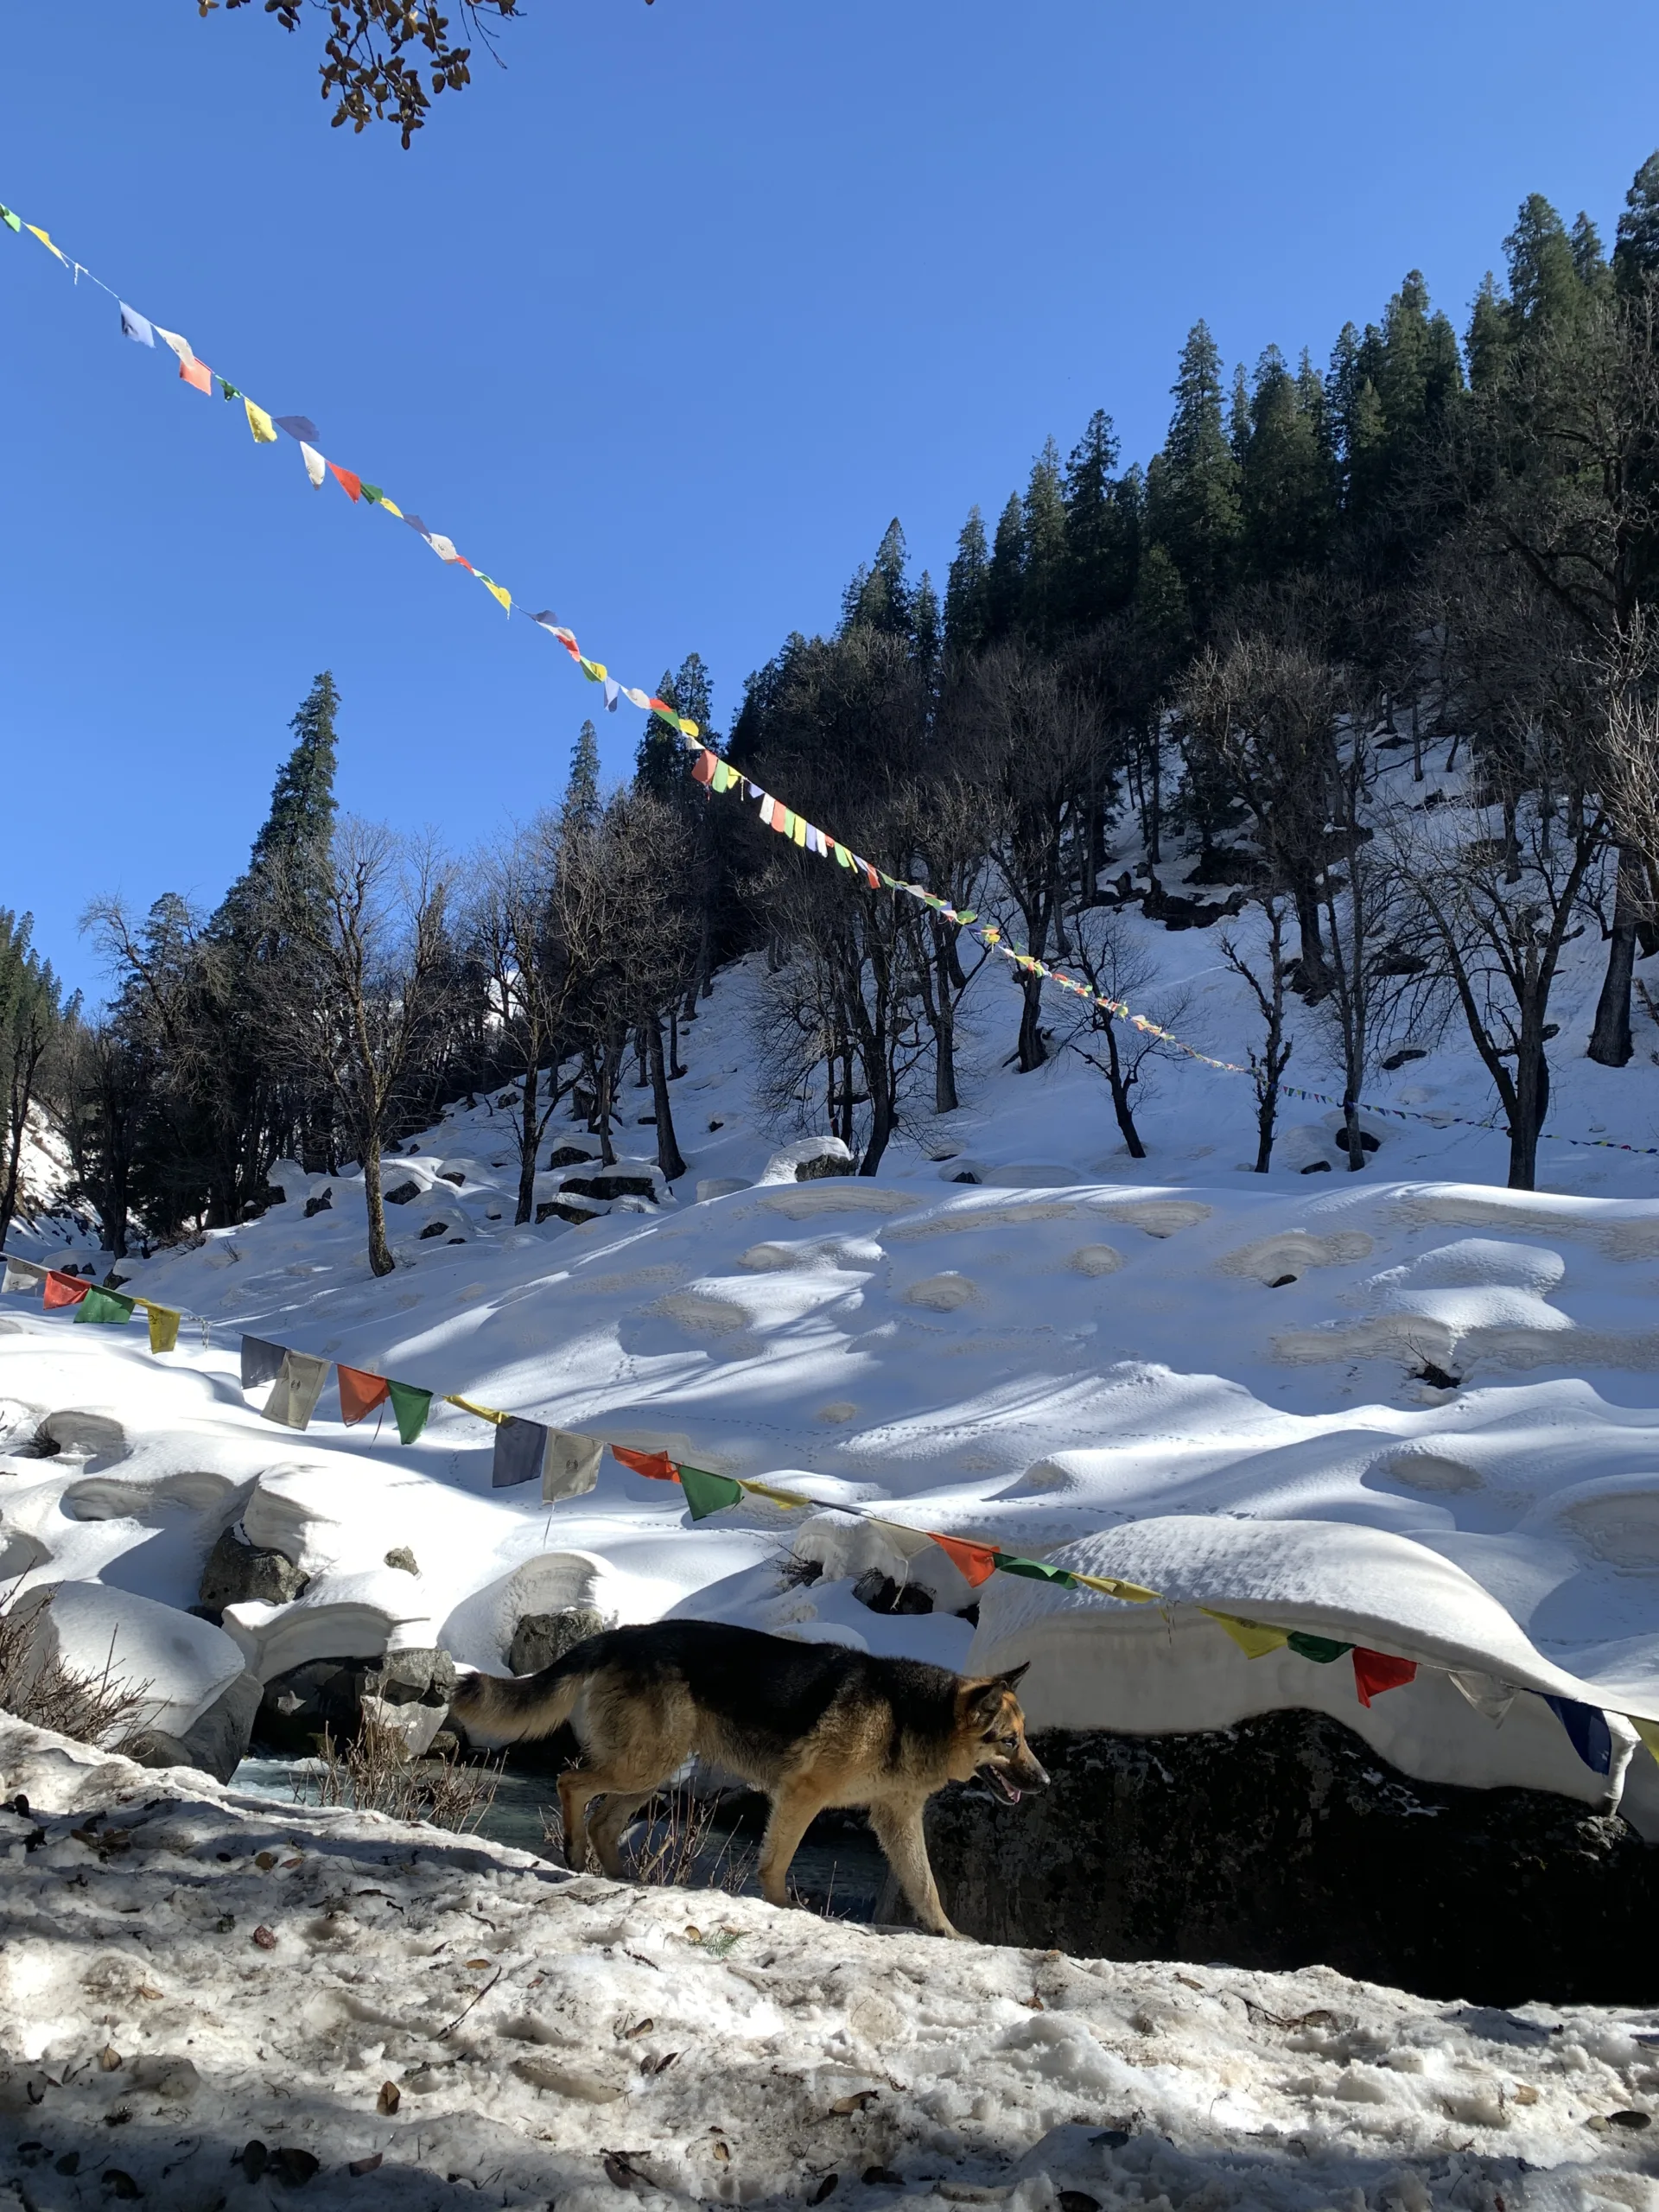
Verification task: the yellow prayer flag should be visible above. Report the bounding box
[580,658,608,683]
[740,1479,816,1509]
[26,224,67,264]
[483,580,512,615]
[444,1392,507,1427]
[1633,1715,1659,1767]
[1201,1607,1289,1658]
[139,1301,181,1354]
[1071,1572,1160,1604]
[678,718,700,738]
[244,398,278,444]
[791,814,808,848]
[379,495,404,518]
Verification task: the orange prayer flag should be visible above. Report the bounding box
[178,355,213,395]
[690,749,716,787]
[43,1270,90,1309]
[929,1532,1001,1588]
[337,1364,391,1425]
[328,462,363,502]
[1352,1648,1417,1707]
[610,1442,679,1482]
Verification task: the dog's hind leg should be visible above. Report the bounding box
[586,1789,658,1879]
[757,1777,829,1910]
[869,1802,961,1938]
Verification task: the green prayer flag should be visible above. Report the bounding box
[74,1286,135,1326]
[219,378,240,401]
[1287,1631,1352,1665]
[0,207,20,234]
[677,1465,746,1520]
[360,483,385,505]
[387,1378,432,1445]
[993,1554,1077,1586]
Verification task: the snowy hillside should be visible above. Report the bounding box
[8,888,1659,1827]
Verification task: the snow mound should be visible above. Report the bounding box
[16,1579,245,1736]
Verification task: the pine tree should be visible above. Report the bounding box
[841,518,913,639]
[1229,361,1252,466]
[944,505,990,653]
[1504,194,1583,331]
[1465,271,1510,391]
[1240,344,1334,579]
[1020,437,1068,645]
[1571,211,1612,300]
[563,719,601,831]
[671,651,715,740]
[1614,152,1659,295]
[249,671,340,874]
[984,492,1026,640]
[912,569,941,677]
[1147,320,1241,620]
[1063,409,1136,626]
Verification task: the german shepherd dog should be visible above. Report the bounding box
[449,1621,1047,1937]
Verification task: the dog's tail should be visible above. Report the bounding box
[448,1649,588,1748]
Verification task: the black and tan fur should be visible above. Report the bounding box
[449,1620,1046,1936]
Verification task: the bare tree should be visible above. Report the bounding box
[1059,908,1189,1160]
[1219,893,1296,1172]
[277,820,455,1276]
[1392,733,1607,1190]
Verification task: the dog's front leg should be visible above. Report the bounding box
[870,1802,962,1938]
[757,1779,826,1910]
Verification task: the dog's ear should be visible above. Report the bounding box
[997,1661,1031,1693]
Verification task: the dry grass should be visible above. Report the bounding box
[0,1586,154,1751]
[305,1719,502,1834]
[545,1777,756,1893]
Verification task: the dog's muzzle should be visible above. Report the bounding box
[983,1752,1049,1805]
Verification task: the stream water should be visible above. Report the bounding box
[230,1755,890,1921]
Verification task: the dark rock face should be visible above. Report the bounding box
[302,1190,333,1217]
[537,1198,604,1225]
[508,1606,610,1677]
[563,1172,657,1201]
[546,1144,599,1170]
[199,1529,308,1611]
[128,1669,263,1783]
[384,1179,421,1206]
[254,1648,457,1753]
[922,1710,1659,2005]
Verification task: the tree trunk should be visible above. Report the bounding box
[1016,973,1047,1071]
[1103,1020,1146,1158]
[1508,1033,1549,1192]
[363,1136,394,1277]
[1342,1096,1365,1172]
[668,1007,686,1080]
[515,1064,540,1226]
[1293,883,1325,988]
[1253,1084,1278,1173]
[1588,849,1639,1068]
[647,1018,686,1180]
[933,944,959,1116]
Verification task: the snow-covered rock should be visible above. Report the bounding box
[14,1578,245,1738]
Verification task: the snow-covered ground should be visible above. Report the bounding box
[5,1715,1659,2212]
[9,913,1659,1821]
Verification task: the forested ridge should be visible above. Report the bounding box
[10,156,1659,1269]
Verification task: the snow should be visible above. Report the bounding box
[10,943,1659,1828]
[4,1713,1659,2212]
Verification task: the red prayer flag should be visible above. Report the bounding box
[690,749,716,786]
[1352,1647,1417,1707]
[337,1364,391,1425]
[43,1270,89,1309]
[929,1532,1001,1588]
[328,462,363,502]
[610,1443,679,1483]
[178,355,213,394]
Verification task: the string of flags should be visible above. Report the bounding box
[5,196,1656,1167]
[3,1249,1654,1779]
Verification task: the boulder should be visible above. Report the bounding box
[384,1179,421,1206]
[254,1646,457,1754]
[12,1581,247,1741]
[920,1708,1659,2006]
[546,1144,599,1170]
[760,1136,855,1184]
[200,1527,308,1611]
[537,1198,604,1226]
[508,1605,610,1677]
[129,1668,263,1783]
[562,1171,658,1202]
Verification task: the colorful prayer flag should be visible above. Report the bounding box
[1069,1573,1160,1603]
[677,1465,746,1520]
[338,1365,391,1426]
[386,1379,432,1445]
[444,1391,505,1427]
[1544,1694,1613,1775]
[480,576,512,615]
[543,1429,603,1502]
[299,441,327,489]
[741,1478,817,1509]
[178,355,213,395]
[610,1442,679,1483]
[1287,1631,1351,1665]
[239,1334,286,1391]
[26,224,67,264]
[0,207,20,233]
[327,462,363,502]
[154,327,194,365]
[493,1414,550,1490]
[244,398,277,444]
[1203,1610,1289,1659]
[691,750,716,787]
[143,1303,181,1355]
[928,1532,1001,1588]
[1352,1648,1417,1707]
[119,302,155,347]
[74,1286,135,1326]
[273,415,318,442]
[43,1271,90,1310]
[262,1349,328,1431]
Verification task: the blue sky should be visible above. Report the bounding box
[5,0,1658,996]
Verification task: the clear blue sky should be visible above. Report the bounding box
[5,1,1657,996]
